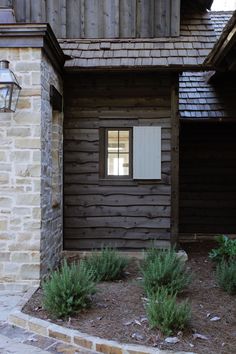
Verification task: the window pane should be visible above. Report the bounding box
[119,153,129,176]
[119,130,129,153]
[108,130,119,152]
[107,153,119,175]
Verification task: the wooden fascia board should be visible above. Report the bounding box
[0,23,66,73]
[63,65,208,73]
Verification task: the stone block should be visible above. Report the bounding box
[7,127,31,137]
[31,49,42,60]
[20,264,40,280]
[10,151,31,162]
[0,163,11,171]
[0,174,9,184]
[17,97,32,109]
[15,138,40,149]
[0,252,10,261]
[31,72,41,85]
[21,88,41,97]
[32,208,41,219]
[16,194,40,206]
[95,343,123,354]
[9,49,20,60]
[19,48,32,60]
[13,111,41,125]
[11,252,31,263]
[30,251,40,263]
[15,165,41,178]
[15,62,41,72]
[74,335,93,349]
[8,312,29,329]
[32,151,41,162]
[48,327,72,343]
[22,74,31,87]
[0,152,6,161]
[0,219,8,230]
[28,319,48,337]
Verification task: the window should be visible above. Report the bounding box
[100,126,161,180]
[100,128,132,179]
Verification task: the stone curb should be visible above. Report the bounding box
[8,287,196,354]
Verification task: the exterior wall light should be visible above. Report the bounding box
[0,60,21,112]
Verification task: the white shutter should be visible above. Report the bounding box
[133,126,161,179]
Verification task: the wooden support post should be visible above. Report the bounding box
[171,73,179,246]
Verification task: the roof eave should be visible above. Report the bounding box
[204,11,236,69]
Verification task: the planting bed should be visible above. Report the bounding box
[23,243,236,354]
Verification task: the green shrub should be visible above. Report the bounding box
[42,260,96,318]
[85,247,129,281]
[216,260,236,295]
[141,248,191,295]
[146,287,191,335]
[209,235,236,263]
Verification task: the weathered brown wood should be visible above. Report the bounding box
[119,0,136,37]
[170,0,180,36]
[179,122,236,236]
[65,205,171,217]
[64,194,171,206]
[64,72,172,249]
[0,0,12,6]
[170,74,179,246]
[64,238,170,250]
[64,184,171,195]
[11,0,181,38]
[64,227,170,239]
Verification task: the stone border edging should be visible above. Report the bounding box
[8,287,196,354]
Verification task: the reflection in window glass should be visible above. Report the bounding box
[107,130,130,176]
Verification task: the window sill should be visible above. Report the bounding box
[98,179,138,186]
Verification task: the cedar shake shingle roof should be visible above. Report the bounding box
[180,11,236,120]
[60,11,216,70]
[179,71,236,119]
[210,11,233,38]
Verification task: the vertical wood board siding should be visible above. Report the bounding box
[9,0,180,38]
[63,72,173,250]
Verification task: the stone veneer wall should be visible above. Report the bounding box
[0,47,63,290]
[40,53,63,279]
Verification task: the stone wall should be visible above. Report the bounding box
[0,47,63,290]
[40,53,63,279]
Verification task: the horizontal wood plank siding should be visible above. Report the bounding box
[179,122,236,235]
[64,72,172,250]
[11,0,180,38]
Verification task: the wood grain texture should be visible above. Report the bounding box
[11,0,180,38]
[64,72,173,250]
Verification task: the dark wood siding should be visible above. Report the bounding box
[179,122,236,236]
[64,72,173,250]
[8,0,180,38]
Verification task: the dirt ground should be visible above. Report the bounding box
[23,243,236,354]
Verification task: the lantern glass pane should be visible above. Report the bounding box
[0,84,10,111]
[11,83,21,112]
[0,70,13,83]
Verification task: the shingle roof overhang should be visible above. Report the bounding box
[60,11,216,72]
[204,11,236,71]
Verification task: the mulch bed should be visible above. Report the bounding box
[23,243,236,354]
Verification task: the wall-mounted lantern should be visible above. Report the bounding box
[0,60,21,112]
